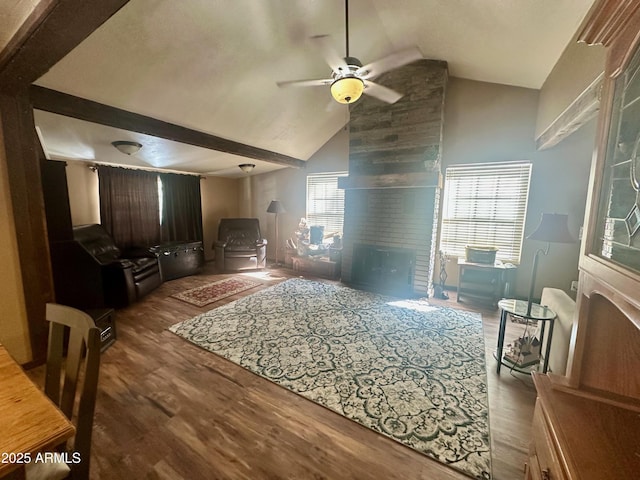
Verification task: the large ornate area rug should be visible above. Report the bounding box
[169,278,492,478]
[170,277,261,307]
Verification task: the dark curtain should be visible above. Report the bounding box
[98,165,161,249]
[160,172,203,242]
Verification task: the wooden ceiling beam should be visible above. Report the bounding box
[0,0,132,364]
[31,85,305,169]
[0,0,131,94]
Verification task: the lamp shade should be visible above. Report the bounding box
[330,76,364,104]
[527,213,575,244]
[267,200,286,214]
[111,140,142,155]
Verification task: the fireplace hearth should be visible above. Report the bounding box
[351,244,416,296]
[340,185,439,296]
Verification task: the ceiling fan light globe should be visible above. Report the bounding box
[330,77,364,104]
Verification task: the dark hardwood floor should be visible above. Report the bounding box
[30,262,536,479]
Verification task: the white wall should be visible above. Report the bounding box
[247,127,349,262]
[0,126,31,363]
[66,162,100,225]
[536,36,605,138]
[0,0,41,56]
[201,176,240,261]
[442,77,596,299]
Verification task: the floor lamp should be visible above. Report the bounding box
[526,213,575,315]
[267,200,286,266]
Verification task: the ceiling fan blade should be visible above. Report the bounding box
[363,80,404,104]
[310,35,348,72]
[276,78,333,88]
[357,47,423,79]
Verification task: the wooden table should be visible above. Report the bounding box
[0,345,74,478]
[291,254,341,279]
[457,259,517,306]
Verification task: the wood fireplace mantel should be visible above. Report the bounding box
[337,171,441,190]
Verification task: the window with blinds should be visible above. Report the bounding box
[439,161,532,263]
[306,172,347,236]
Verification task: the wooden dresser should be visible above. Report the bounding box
[527,374,640,479]
[526,1,640,478]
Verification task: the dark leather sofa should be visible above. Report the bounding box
[49,224,162,309]
[214,218,267,271]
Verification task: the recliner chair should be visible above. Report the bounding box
[49,224,163,309]
[214,218,267,271]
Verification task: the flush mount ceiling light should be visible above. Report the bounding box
[239,163,256,173]
[111,140,142,155]
[330,76,364,104]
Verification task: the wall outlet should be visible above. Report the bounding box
[570,280,578,292]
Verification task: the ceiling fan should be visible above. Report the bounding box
[277,0,423,105]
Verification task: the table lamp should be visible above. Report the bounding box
[526,213,575,315]
[267,200,286,265]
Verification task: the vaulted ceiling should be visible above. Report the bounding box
[6,0,597,177]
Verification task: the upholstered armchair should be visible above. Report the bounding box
[214,218,267,271]
[49,224,163,309]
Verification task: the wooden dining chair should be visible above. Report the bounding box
[26,303,101,480]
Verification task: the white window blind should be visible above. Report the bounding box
[439,161,532,263]
[306,172,347,236]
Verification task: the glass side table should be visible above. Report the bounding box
[496,298,557,374]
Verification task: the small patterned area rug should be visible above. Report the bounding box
[169,278,491,479]
[170,277,261,307]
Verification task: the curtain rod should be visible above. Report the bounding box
[86,161,203,178]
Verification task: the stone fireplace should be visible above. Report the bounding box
[339,59,447,296]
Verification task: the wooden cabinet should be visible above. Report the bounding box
[528,400,562,480]
[456,259,516,306]
[527,374,640,480]
[292,255,341,279]
[525,2,640,479]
